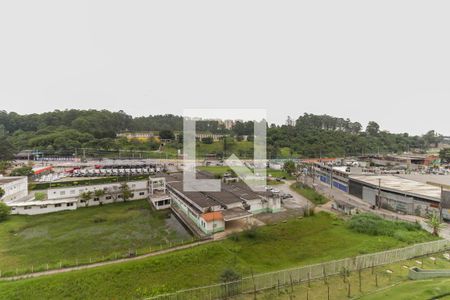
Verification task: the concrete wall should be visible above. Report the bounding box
[409,267,450,280]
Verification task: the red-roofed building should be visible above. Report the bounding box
[199,211,225,234]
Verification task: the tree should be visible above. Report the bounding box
[119,183,133,202]
[366,121,380,136]
[201,137,213,144]
[219,268,241,297]
[10,166,34,177]
[0,161,11,175]
[94,189,106,205]
[0,136,15,161]
[0,202,11,222]
[439,148,450,164]
[106,186,120,203]
[283,160,296,175]
[79,191,93,207]
[220,268,241,283]
[159,130,175,140]
[0,187,5,199]
[426,213,443,236]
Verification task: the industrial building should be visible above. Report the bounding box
[148,172,281,235]
[348,175,449,220]
[312,162,368,193]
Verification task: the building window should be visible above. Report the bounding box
[106,196,112,200]
[67,203,74,207]
[60,191,66,195]
[55,203,61,207]
[24,206,32,210]
[40,205,47,209]
[139,192,145,196]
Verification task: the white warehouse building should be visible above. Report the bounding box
[8,180,149,215]
[0,176,28,203]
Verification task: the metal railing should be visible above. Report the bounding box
[146,239,450,300]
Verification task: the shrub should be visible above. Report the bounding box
[0,202,11,222]
[291,183,328,205]
[229,232,240,242]
[219,268,241,283]
[348,213,428,243]
[243,226,259,239]
[35,192,46,201]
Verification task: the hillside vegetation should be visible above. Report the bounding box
[0,110,443,160]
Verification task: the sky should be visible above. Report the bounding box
[0,1,449,136]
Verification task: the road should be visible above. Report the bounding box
[276,180,313,210]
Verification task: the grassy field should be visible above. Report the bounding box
[198,165,232,176]
[290,183,329,205]
[198,166,293,180]
[0,200,191,273]
[267,169,294,180]
[239,251,450,300]
[0,212,438,300]
[196,141,254,158]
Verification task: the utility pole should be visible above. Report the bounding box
[439,186,444,222]
[377,178,382,209]
[330,165,333,189]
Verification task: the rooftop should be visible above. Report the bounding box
[201,211,223,222]
[396,174,450,189]
[163,172,265,211]
[0,176,26,185]
[350,175,442,201]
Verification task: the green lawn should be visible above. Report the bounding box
[0,212,437,300]
[196,141,254,158]
[0,200,191,274]
[198,165,232,176]
[267,168,294,180]
[198,166,292,180]
[290,182,329,205]
[361,278,450,300]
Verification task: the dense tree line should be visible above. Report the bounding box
[0,110,444,158]
[267,114,442,157]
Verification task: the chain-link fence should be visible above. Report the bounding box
[146,239,450,300]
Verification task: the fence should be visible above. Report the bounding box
[0,237,200,278]
[146,239,450,300]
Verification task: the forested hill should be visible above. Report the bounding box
[0,110,444,160]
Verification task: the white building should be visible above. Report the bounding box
[11,199,77,215]
[0,176,28,203]
[8,180,150,215]
[47,180,149,207]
